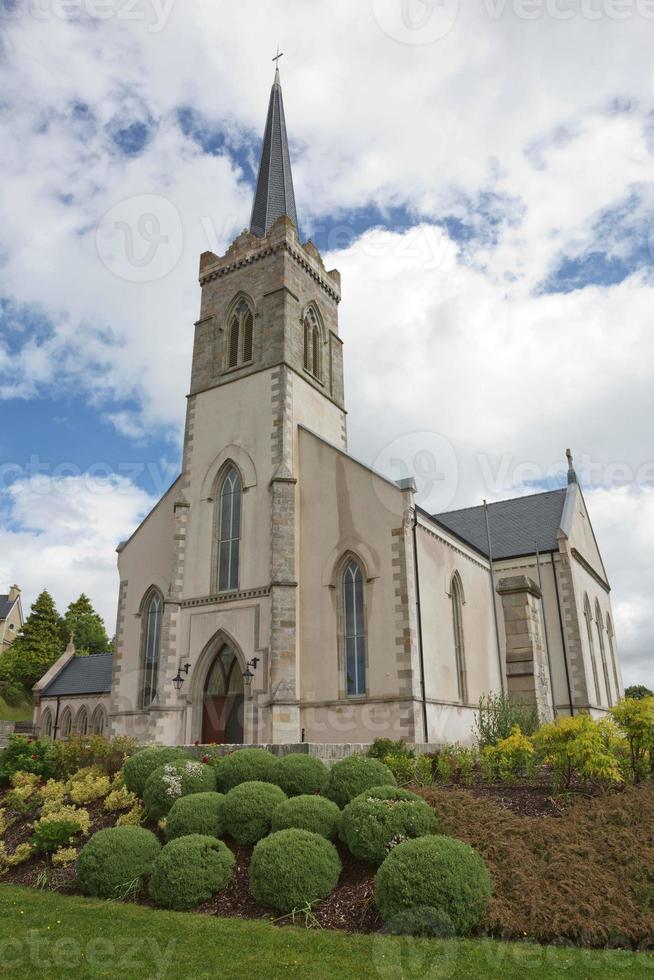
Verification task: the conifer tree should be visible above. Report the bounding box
[0,590,65,688]
[61,594,110,656]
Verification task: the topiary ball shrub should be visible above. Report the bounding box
[250,829,341,913]
[374,835,492,935]
[143,760,217,820]
[383,906,456,938]
[339,785,439,865]
[272,753,329,797]
[323,755,396,808]
[222,781,287,845]
[165,792,226,841]
[76,826,161,899]
[148,835,235,911]
[271,795,341,840]
[215,749,278,793]
[122,747,191,797]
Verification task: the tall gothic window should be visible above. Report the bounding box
[583,594,602,705]
[227,298,254,369]
[450,573,468,703]
[92,706,107,737]
[304,308,322,380]
[141,590,162,707]
[595,601,612,706]
[76,707,89,736]
[60,708,72,740]
[217,467,242,593]
[606,614,621,698]
[42,708,53,739]
[343,558,366,697]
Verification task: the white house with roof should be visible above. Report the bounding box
[33,69,623,747]
[0,585,24,652]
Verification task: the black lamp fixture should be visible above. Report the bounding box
[172,663,192,692]
[242,657,260,687]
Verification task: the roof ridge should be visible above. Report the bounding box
[434,485,567,518]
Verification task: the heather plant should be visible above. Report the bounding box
[475,694,540,749]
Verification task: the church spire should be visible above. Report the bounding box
[249,55,299,238]
[566,448,578,485]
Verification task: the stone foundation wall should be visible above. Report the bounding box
[181,741,444,766]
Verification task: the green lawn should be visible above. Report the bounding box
[0,885,651,979]
[0,694,33,722]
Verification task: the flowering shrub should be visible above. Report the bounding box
[67,767,111,805]
[532,715,623,792]
[52,847,78,868]
[104,786,138,813]
[339,786,439,865]
[0,735,55,787]
[143,761,216,820]
[481,727,536,783]
[610,697,654,783]
[122,747,191,797]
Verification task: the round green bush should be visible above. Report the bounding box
[383,906,456,938]
[271,795,341,840]
[215,749,278,792]
[323,755,396,808]
[143,760,217,820]
[339,785,439,865]
[122,747,191,797]
[222,781,287,845]
[76,826,161,899]
[273,754,329,796]
[165,792,226,841]
[374,836,492,935]
[148,835,235,910]
[250,829,341,912]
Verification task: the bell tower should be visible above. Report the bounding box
[178,63,346,742]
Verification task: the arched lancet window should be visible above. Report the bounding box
[343,558,366,697]
[42,708,53,739]
[141,589,163,708]
[76,707,89,736]
[217,467,242,593]
[595,601,612,706]
[92,706,107,737]
[60,708,72,740]
[303,308,322,381]
[226,298,254,370]
[606,615,621,699]
[450,573,468,703]
[583,595,602,705]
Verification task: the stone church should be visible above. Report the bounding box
[34,68,623,747]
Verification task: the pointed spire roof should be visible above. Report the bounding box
[250,64,299,238]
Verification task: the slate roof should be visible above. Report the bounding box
[250,68,299,237]
[432,488,568,560]
[0,596,14,620]
[41,653,113,698]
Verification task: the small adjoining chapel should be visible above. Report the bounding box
[34,66,623,747]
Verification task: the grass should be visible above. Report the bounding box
[0,885,652,979]
[0,693,33,722]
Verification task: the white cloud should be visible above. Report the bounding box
[0,475,156,631]
[0,2,652,683]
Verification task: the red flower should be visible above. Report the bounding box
[202,755,210,764]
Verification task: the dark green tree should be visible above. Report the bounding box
[61,594,110,656]
[0,590,65,688]
[625,684,654,700]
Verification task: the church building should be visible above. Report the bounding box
[34,68,623,747]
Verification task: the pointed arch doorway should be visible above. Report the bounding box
[202,645,245,744]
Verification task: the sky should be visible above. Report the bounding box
[0,0,652,687]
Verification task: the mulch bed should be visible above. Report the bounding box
[2,780,653,947]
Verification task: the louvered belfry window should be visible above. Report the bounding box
[227,299,254,370]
